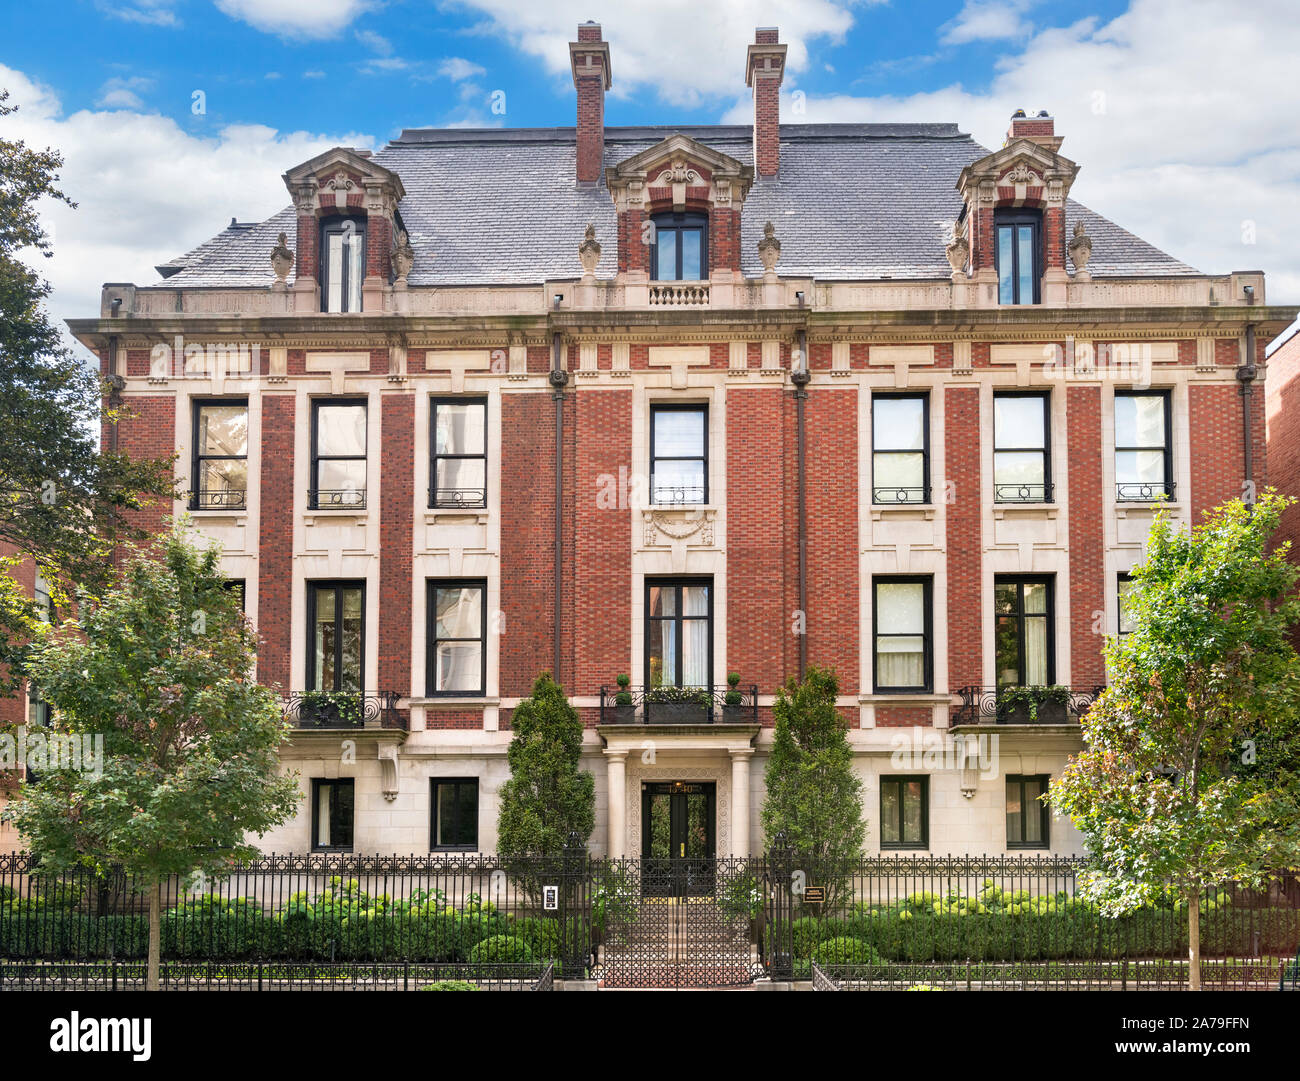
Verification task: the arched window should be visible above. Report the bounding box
[650,211,708,281]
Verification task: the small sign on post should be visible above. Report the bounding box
[543,885,559,911]
[802,885,826,904]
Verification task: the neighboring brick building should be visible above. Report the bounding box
[58,24,1295,859]
[1268,329,1300,616]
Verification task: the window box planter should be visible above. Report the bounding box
[608,704,637,724]
[721,704,750,724]
[648,701,711,725]
[996,685,1071,725]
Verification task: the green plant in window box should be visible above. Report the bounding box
[296,689,364,728]
[722,672,747,721]
[995,684,1071,724]
[645,684,711,723]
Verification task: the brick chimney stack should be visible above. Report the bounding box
[570,21,612,183]
[745,27,787,177]
[1005,109,1063,153]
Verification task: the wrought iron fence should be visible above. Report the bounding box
[597,685,759,725]
[952,685,1103,726]
[284,691,404,730]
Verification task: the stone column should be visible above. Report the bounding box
[730,750,753,857]
[606,752,627,858]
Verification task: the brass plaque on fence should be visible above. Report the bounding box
[802,886,826,903]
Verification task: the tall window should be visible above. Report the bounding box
[431,398,487,508]
[646,579,711,688]
[311,400,367,509]
[312,779,354,851]
[431,779,479,851]
[191,400,248,510]
[872,394,929,504]
[995,576,1054,687]
[307,581,364,694]
[427,581,486,696]
[651,405,708,505]
[321,217,365,313]
[995,208,1041,305]
[994,392,1051,502]
[1006,775,1050,848]
[26,572,52,736]
[1117,574,1136,635]
[1115,390,1172,501]
[650,212,707,281]
[881,776,928,849]
[873,577,932,693]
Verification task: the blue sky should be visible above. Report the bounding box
[1,1,1297,352]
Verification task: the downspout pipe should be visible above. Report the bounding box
[792,331,810,681]
[549,333,569,684]
[1237,324,1257,513]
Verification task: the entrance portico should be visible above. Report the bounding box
[599,724,759,859]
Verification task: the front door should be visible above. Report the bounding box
[641,781,715,897]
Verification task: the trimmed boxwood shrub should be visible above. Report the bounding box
[421,980,478,991]
[812,936,880,966]
[467,934,535,965]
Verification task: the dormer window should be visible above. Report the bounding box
[995,209,1041,305]
[321,216,366,313]
[651,212,707,281]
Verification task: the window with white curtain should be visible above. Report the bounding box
[995,577,1054,687]
[1114,390,1172,501]
[873,577,931,693]
[431,398,487,508]
[646,579,711,688]
[428,581,486,695]
[312,779,354,851]
[321,217,365,313]
[872,394,929,504]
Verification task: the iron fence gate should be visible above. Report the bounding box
[591,857,765,988]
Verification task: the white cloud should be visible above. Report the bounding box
[448,0,875,107]
[95,76,154,110]
[213,0,373,40]
[0,65,373,359]
[355,28,393,55]
[939,1,1036,46]
[97,0,181,27]
[722,0,1300,303]
[302,70,326,79]
[437,57,488,82]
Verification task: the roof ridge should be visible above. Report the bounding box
[390,122,970,146]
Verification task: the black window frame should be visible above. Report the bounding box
[1117,573,1136,636]
[320,215,367,314]
[880,775,929,850]
[190,397,249,511]
[430,396,488,509]
[994,575,1056,687]
[994,207,1042,305]
[650,403,709,506]
[872,392,930,505]
[872,575,933,694]
[306,580,366,694]
[1006,774,1051,849]
[426,579,488,697]
[430,778,480,851]
[993,390,1052,503]
[1114,389,1174,502]
[223,578,246,613]
[644,576,713,689]
[310,397,368,509]
[310,778,355,852]
[649,211,709,282]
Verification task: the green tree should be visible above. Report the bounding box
[0,89,174,696]
[496,673,595,868]
[3,525,301,989]
[761,666,866,908]
[1050,492,1300,990]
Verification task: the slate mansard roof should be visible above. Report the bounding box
[155,123,1200,288]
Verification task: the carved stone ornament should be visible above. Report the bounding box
[656,160,701,186]
[945,223,969,275]
[1005,162,1040,186]
[326,170,354,193]
[391,228,415,282]
[578,223,602,275]
[757,221,781,273]
[642,508,715,548]
[270,232,294,282]
[1068,220,1092,274]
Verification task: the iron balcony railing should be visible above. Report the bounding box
[598,684,759,725]
[285,691,404,730]
[189,488,247,510]
[428,486,487,509]
[994,482,1053,504]
[1116,481,1175,502]
[308,489,367,510]
[952,685,1105,727]
[649,482,707,506]
[873,486,929,505]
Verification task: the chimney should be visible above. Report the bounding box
[745,27,787,177]
[569,21,612,183]
[1005,109,1063,153]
